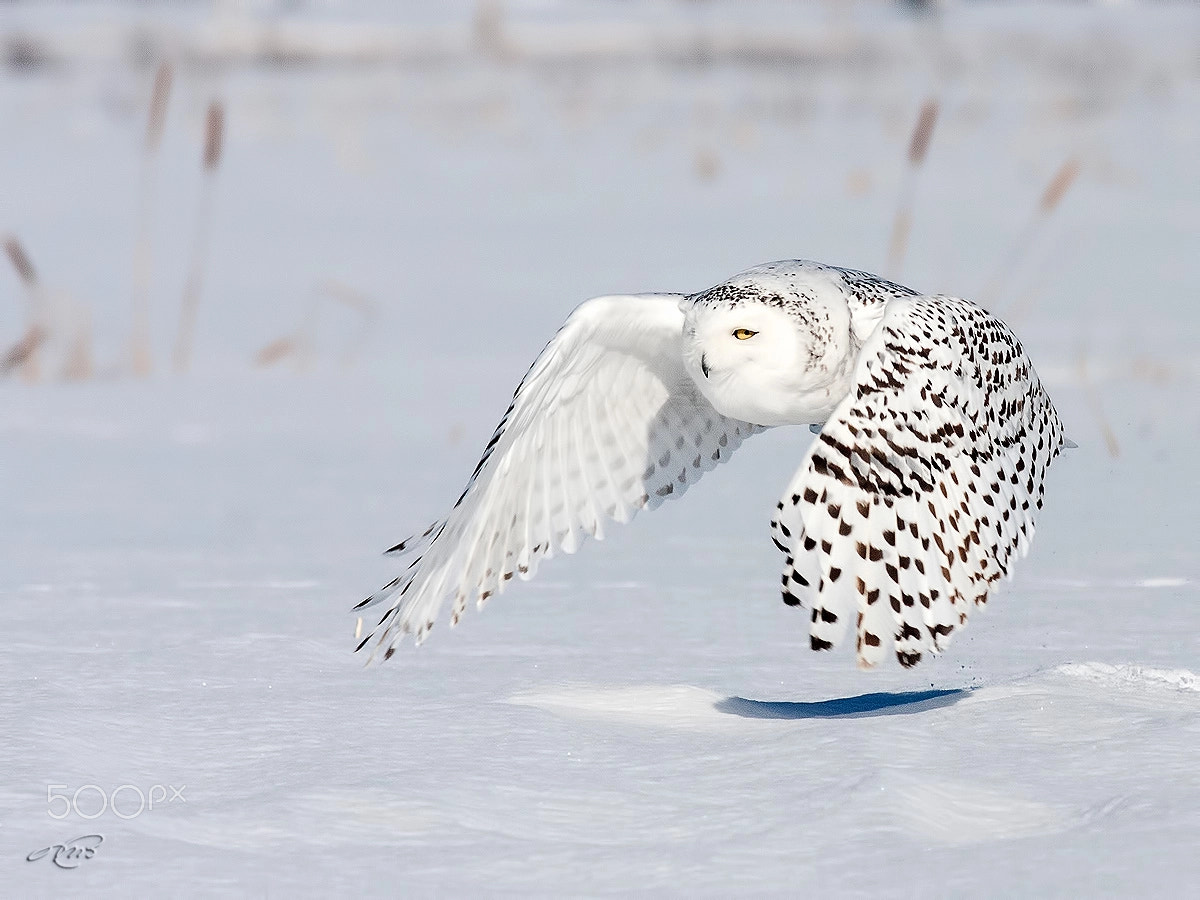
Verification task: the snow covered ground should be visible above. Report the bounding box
[3,1,1199,895]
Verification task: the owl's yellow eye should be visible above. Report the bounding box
[732,328,758,340]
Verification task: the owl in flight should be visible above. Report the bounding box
[357,260,1068,669]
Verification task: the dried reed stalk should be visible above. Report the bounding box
[1076,347,1119,459]
[907,100,939,167]
[1040,157,1080,214]
[320,279,375,317]
[473,1,509,60]
[3,235,47,381]
[61,305,94,381]
[203,103,224,170]
[887,98,939,278]
[4,236,36,285]
[173,100,225,375]
[130,60,174,377]
[256,280,377,371]
[1,326,46,376]
[146,61,172,152]
[255,336,300,367]
[982,156,1081,307]
[320,280,378,367]
[255,289,319,370]
[1002,227,1078,327]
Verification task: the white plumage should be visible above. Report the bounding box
[357,260,1067,668]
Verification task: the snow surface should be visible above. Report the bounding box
[3,1,1199,895]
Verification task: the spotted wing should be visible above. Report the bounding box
[770,296,1067,668]
[359,293,762,660]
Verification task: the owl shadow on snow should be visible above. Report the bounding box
[716,688,969,720]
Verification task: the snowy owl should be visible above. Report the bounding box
[357,260,1068,668]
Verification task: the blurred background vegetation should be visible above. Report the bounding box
[2,1,1196,397]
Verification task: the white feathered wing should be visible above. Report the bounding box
[359,294,762,660]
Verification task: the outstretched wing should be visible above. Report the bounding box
[771,295,1067,668]
[360,293,763,660]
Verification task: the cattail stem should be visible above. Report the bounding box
[4,236,36,285]
[131,163,158,376]
[61,302,94,381]
[131,61,173,377]
[982,157,1080,307]
[255,293,319,370]
[319,279,377,368]
[172,182,216,374]
[1076,347,1119,459]
[172,100,225,375]
[3,235,48,381]
[0,326,46,378]
[474,1,509,60]
[887,98,939,278]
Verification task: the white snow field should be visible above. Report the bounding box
[3,1,1199,895]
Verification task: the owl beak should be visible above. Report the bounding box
[700,354,711,379]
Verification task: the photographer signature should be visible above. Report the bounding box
[27,834,103,869]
